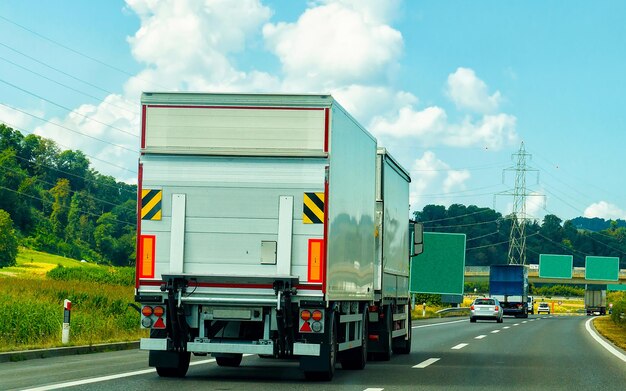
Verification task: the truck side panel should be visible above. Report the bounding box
[325,104,376,301]
[381,155,410,299]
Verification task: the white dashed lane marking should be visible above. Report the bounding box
[413,358,441,368]
[491,330,500,334]
[451,343,468,350]
[475,335,487,339]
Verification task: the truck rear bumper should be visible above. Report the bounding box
[140,338,321,357]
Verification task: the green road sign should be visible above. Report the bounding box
[585,256,619,281]
[410,232,466,295]
[608,284,626,291]
[539,254,573,279]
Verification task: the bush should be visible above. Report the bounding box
[0,209,19,268]
[46,265,135,286]
[610,299,626,326]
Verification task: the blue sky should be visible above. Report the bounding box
[0,0,624,222]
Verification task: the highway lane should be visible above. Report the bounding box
[3,315,625,390]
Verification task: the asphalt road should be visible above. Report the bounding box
[3,315,625,390]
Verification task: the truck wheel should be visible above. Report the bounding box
[470,317,476,323]
[392,313,412,354]
[155,351,191,378]
[340,309,368,370]
[304,311,337,381]
[216,354,243,367]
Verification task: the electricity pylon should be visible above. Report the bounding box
[495,142,543,265]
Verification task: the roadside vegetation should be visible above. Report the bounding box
[0,248,145,352]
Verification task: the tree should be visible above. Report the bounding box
[0,209,18,268]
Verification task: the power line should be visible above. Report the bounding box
[0,41,124,98]
[0,164,133,211]
[0,184,135,226]
[0,14,166,90]
[0,104,137,155]
[419,184,504,197]
[466,230,501,242]
[0,120,137,175]
[0,56,139,116]
[0,78,138,138]
[417,208,497,223]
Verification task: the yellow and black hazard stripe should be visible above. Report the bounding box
[303,192,324,224]
[141,189,162,220]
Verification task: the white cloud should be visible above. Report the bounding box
[34,94,139,182]
[584,201,626,220]
[409,151,471,211]
[331,85,417,125]
[124,0,277,98]
[370,105,517,150]
[263,1,403,90]
[0,105,35,130]
[446,67,502,113]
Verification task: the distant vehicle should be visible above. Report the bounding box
[470,298,503,323]
[537,302,550,314]
[585,287,607,316]
[527,295,534,315]
[489,265,529,318]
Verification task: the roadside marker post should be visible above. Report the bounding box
[62,299,71,344]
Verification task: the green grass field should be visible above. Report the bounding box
[0,248,146,352]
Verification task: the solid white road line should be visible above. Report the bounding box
[475,335,487,339]
[491,330,500,334]
[585,318,626,363]
[413,319,468,329]
[413,358,441,368]
[451,343,468,350]
[25,355,254,390]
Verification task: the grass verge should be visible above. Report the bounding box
[593,316,626,352]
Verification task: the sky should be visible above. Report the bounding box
[0,0,625,222]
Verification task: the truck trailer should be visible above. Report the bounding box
[135,92,417,380]
[585,285,607,316]
[489,264,529,318]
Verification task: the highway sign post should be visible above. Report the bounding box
[410,232,465,295]
[539,254,573,279]
[585,256,619,281]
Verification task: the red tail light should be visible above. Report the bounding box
[141,306,153,317]
[153,306,165,317]
[495,306,499,311]
[312,310,323,322]
[301,310,312,321]
[470,305,475,310]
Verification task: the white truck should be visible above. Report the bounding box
[585,286,607,316]
[135,92,419,380]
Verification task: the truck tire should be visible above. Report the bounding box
[304,311,337,381]
[155,351,191,378]
[340,309,368,370]
[392,313,411,354]
[216,354,243,367]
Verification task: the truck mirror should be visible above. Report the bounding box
[413,222,424,255]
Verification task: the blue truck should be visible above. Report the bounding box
[489,265,529,318]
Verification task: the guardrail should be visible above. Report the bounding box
[435,307,470,317]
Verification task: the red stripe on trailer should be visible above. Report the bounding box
[135,163,143,288]
[322,166,329,294]
[146,105,324,111]
[141,105,147,149]
[324,108,329,152]
[137,280,323,291]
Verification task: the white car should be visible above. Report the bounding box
[470,297,504,323]
[537,302,550,314]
